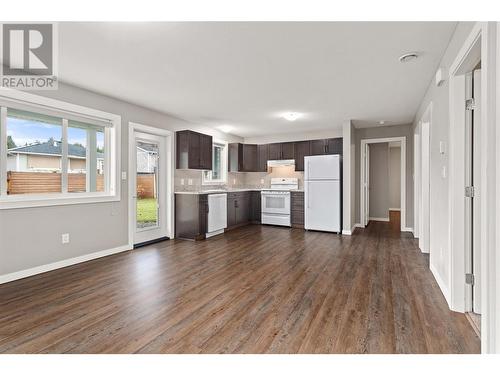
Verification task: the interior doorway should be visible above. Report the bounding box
[360,136,407,231]
[128,123,173,247]
[447,24,493,350]
[364,142,401,227]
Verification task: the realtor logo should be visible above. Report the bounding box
[1,23,58,90]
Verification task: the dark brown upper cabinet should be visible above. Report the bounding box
[268,143,282,160]
[326,138,343,155]
[268,142,295,160]
[310,138,342,155]
[176,130,213,170]
[281,142,295,159]
[310,139,326,155]
[228,143,258,172]
[257,144,269,172]
[294,141,311,171]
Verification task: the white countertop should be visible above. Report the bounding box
[175,188,304,195]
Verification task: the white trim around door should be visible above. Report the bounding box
[448,22,498,353]
[128,122,174,248]
[360,136,407,232]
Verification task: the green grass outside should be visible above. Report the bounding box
[137,197,158,223]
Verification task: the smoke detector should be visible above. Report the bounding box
[399,52,419,63]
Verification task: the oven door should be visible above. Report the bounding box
[261,192,290,215]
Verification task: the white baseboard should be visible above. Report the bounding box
[388,208,401,211]
[342,223,363,236]
[369,217,390,222]
[0,244,131,285]
[342,223,364,236]
[401,227,414,233]
[206,229,225,238]
[429,262,451,308]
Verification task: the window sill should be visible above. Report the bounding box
[0,192,120,210]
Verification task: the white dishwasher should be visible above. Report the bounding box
[207,193,227,237]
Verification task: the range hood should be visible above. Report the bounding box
[267,159,295,168]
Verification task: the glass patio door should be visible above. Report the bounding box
[133,131,167,245]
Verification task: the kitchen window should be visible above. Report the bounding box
[0,90,121,209]
[202,141,227,185]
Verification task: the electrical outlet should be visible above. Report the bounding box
[260,178,265,184]
[180,178,185,185]
[441,166,447,179]
[188,178,193,186]
[61,233,70,244]
[233,178,236,185]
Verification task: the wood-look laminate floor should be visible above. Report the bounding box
[0,222,480,354]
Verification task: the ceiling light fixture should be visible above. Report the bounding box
[217,125,233,133]
[282,112,302,121]
[399,52,419,63]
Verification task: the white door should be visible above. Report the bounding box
[305,180,340,232]
[420,121,430,253]
[304,155,340,180]
[132,131,167,244]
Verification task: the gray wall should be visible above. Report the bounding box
[368,143,389,219]
[354,124,413,227]
[0,82,242,276]
[389,146,401,209]
[412,22,475,291]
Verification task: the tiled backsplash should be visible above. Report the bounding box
[243,166,304,189]
[174,165,304,191]
[174,170,246,191]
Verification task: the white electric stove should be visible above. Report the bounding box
[261,178,298,227]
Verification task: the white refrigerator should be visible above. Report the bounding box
[304,154,341,233]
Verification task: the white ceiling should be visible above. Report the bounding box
[58,22,456,137]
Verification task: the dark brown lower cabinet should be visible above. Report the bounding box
[175,193,208,240]
[227,192,251,229]
[250,191,261,223]
[291,191,304,228]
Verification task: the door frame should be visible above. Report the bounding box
[448,22,497,353]
[414,103,432,254]
[360,136,407,231]
[128,122,174,248]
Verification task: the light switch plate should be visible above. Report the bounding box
[439,141,446,155]
[188,179,193,186]
[442,166,447,179]
[61,233,70,244]
[121,171,127,180]
[180,178,185,185]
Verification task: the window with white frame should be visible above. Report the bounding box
[202,141,227,184]
[0,91,120,208]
